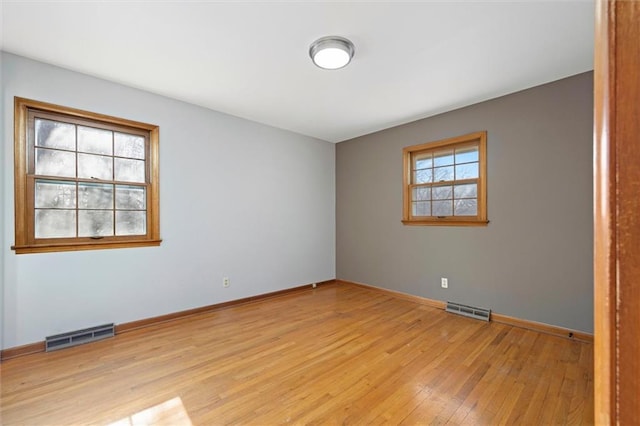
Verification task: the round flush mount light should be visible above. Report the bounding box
[309,36,355,70]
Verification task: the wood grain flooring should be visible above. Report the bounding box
[0,283,593,425]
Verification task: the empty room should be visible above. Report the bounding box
[1,1,637,424]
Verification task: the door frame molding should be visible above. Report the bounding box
[594,0,640,423]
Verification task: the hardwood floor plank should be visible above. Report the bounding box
[0,283,593,425]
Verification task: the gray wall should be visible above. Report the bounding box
[1,52,335,349]
[336,72,593,333]
[0,51,4,349]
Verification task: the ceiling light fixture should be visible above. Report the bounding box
[309,36,355,70]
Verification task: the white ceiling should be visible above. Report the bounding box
[0,1,594,143]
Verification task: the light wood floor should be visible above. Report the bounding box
[0,283,593,425]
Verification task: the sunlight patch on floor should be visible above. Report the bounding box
[108,396,192,426]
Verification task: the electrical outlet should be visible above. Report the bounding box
[441,277,448,289]
[223,277,230,288]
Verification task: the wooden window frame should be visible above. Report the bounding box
[402,131,488,226]
[12,97,161,254]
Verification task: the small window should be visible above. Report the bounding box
[402,131,488,226]
[12,97,161,254]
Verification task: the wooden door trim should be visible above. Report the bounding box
[594,0,640,423]
[593,1,615,422]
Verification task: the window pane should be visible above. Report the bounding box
[78,153,113,180]
[455,163,479,179]
[432,185,453,200]
[454,199,478,216]
[412,187,431,201]
[78,183,113,209]
[412,201,431,216]
[116,211,146,236]
[414,152,432,170]
[116,185,146,210]
[432,200,453,216]
[35,180,76,208]
[454,183,477,199]
[78,210,113,237]
[434,166,454,182]
[115,158,145,183]
[78,126,112,155]
[455,146,479,164]
[414,169,433,184]
[35,119,75,150]
[35,209,76,238]
[114,132,145,159]
[35,148,76,178]
[433,149,454,167]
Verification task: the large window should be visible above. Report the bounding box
[402,131,488,226]
[12,97,161,254]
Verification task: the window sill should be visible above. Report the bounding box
[11,239,162,254]
[401,219,489,227]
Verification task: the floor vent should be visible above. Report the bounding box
[446,301,491,322]
[45,323,115,352]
